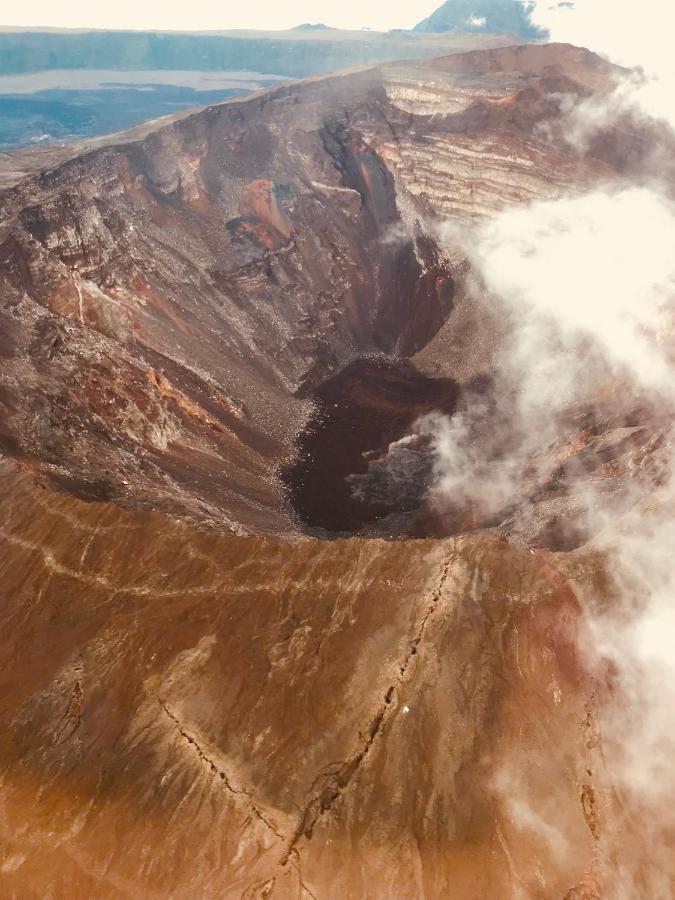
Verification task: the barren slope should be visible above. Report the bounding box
[0,459,626,899]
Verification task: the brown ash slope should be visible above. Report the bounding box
[0,458,639,899]
[0,43,649,539]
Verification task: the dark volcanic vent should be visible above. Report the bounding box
[282,359,459,537]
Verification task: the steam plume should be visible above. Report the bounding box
[421,9,675,892]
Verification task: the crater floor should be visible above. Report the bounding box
[283,358,459,536]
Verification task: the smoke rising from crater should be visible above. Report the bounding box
[419,17,675,890]
[461,187,675,393]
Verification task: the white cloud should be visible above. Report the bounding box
[420,9,675,878]
[465,188,675,393]
[414,183,675,549]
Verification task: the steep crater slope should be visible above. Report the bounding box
[0,44,656,539]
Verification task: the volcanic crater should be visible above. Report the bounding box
[0,42,673,900]
[0,43,654,543]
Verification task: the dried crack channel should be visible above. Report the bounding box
[280,549,456,866]
[159,700,287,844]
[159,548,455,891]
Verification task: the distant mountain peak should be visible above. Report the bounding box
[292,23,330,31]
[414,0,547,39]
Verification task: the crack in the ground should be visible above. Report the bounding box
[298,874,320,900]
[159,549,455,895]
[159,700,287,844]
[280,549,456,866]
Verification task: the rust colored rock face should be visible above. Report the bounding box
[0,43,673,898]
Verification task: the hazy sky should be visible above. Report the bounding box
[0,1,442,32]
